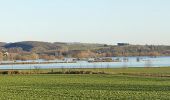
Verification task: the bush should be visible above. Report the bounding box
[0,71,20,75]
[47,72,63,74]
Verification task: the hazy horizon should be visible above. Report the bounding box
[0,40,169,46]
[0,0,170,45]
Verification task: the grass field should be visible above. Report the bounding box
[0,68,170,100]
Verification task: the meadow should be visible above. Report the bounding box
[0,67,170,100]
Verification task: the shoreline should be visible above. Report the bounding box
[0,67,170,78]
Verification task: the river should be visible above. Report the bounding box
[0,56,170,69]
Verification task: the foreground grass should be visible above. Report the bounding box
[0,74,170,100]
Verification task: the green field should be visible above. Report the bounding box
[0,68,170,100]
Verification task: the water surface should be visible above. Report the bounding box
[0,56,170,69]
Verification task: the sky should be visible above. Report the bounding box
[0,0,170,45]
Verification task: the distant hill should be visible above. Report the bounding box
[1,41,170,57]
[2,41,107,52]
[54,42,109,50]
[0,42,6,47]
[3,41,60,51]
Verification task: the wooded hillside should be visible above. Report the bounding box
[0,41,170,60]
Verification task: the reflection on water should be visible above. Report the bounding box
[0,56,170,69]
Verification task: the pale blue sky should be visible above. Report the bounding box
[0,0,170,45]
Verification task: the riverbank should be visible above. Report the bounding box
[0,61,76,65]
[1,67,170,77]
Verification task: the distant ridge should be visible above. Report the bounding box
[1,41,170,57]
[1,41,106,51]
